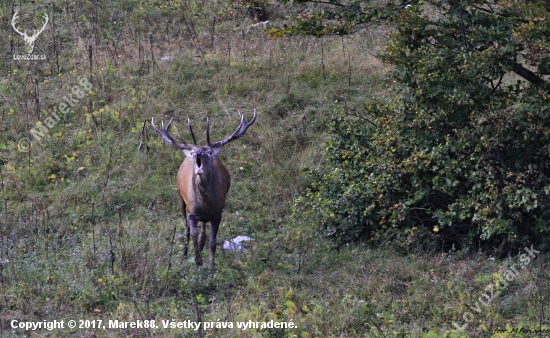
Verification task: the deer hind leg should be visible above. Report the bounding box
[187,214,203,265]
[180,196,190,258]
[198,222,207,252]
[209,215,221,275]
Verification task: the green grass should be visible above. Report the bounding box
[0,0,548,337]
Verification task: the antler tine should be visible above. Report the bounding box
[32,13,48,38]
[206,117,211,146]
[151,117,194,150]
[236,109,256,136]
[11,11,26,37]
[210,109,257,148]
[222,112,245,142]
[187,118,198,145]
[168,117,176,130]
[160,117,173,130]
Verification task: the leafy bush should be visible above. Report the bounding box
[295,1,550,252]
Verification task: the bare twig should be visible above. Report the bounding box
[103,146,113,190]
[192,290,203,338]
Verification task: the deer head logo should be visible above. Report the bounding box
[11,10,49,54]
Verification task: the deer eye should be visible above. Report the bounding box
[207,150,212,155]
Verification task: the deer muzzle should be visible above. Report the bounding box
[194,156,204,175]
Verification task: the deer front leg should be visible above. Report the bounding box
[180,196,190,258]
[187,214,203,265]
[198,222,206,252]
[209,215,221,275]
[183,223,190,258]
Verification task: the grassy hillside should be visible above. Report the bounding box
[0,0,548,337]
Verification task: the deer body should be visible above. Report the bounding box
[177,155,230,219]
[178,154,230,267]
[152,112,256,274]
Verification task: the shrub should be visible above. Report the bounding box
[294,1,550,252]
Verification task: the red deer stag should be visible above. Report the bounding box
[152,111,256,274]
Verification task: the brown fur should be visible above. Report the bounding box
[178,150,230,272]
[151,112,256,275]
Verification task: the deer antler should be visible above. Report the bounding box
[31,13,49,39]
[11,11,27,38]
[151,117,195,150]
[208,109,257,148]
[11,10,49,54]
[11,11,49,38]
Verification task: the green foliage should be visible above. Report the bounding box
[296,106,381,245]
[272,0,413,37]
[294,1,550,251]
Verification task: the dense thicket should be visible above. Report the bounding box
[287,0,550,251]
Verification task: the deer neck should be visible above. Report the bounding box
[192,169,216,197]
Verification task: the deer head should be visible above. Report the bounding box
[152,111,256,179]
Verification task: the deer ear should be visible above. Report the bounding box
[183,149,193,158]
[211,146,222,157]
